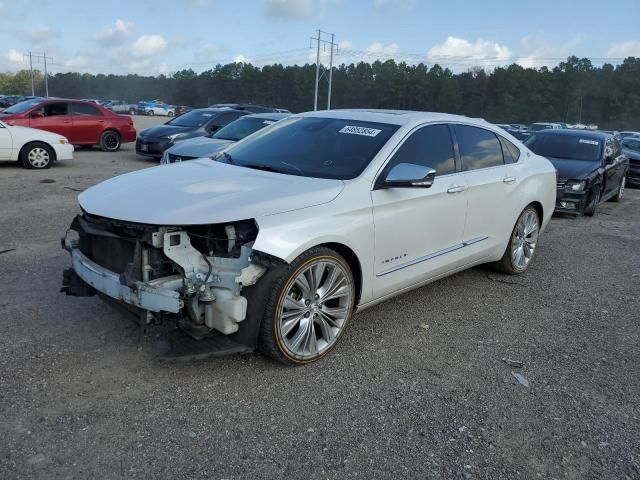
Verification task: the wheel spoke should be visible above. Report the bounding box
[281,312,304,336]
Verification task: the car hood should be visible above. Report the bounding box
[545,157,600,180]
[167,136,233,157]
[138,124,193,139]
[623,148,640,161]
[7,124,63,141]
[79,159,345,225]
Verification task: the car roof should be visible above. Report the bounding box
[242,112,290,120]
[190,107,245,114]
[532,129,610,140]
[295,109,485,127]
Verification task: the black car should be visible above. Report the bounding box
[208,103,277,113]
[136,108,249,158]
[525,130,628,216]
[621,136,640,187]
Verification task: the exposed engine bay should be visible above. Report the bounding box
[61,213,271,343]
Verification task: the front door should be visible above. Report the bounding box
[372,123,467,298]
[0,123,12,159]
[29,102,75,141]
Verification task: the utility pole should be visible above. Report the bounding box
[28,51,34,96]
[327,32,334,110]
[43,53,49,97]
[310,30,338,111]
[313,29,320,111]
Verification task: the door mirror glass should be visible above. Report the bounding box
[381,162,436,188]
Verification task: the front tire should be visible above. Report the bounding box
[147,110,154,116]
[257,247,355,365]
[129,109,136,115]
[20,142,54,169]
[495,206,540,275]
[99,130,121,152]
[584,187,601,216]
[168,111,174,117]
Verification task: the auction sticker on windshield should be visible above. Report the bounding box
[339,125,382,137]
[579,139,599,145]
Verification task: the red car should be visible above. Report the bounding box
[0,98,136,152]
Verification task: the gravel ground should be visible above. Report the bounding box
[0,116,639,479]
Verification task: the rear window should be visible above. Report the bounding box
[167,110,217,127]
[499,136,520,163]
[72,103,102,116]
[525,134,602,162]
[222,116,399,180]
[213,117,277,141]
[454,125,504,170]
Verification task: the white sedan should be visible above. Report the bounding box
[0,120,74,169]
[61,110,556,364]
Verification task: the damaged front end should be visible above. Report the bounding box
[61,213,273,356]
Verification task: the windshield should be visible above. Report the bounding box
[525,134,602,162]
[3,98,42,114]
[213,117,276,141]
[219,116,399,179]
[166,110,214,127]
[622,138,640,152]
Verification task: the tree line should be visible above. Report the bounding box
[2,56,639,129]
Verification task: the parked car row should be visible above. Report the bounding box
[0,97,136,164]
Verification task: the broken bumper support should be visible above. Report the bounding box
[68,247,184,313]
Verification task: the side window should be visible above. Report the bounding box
[72,103,102,116]
[43,103,68,116]
[384,124,456,176]
[454,125,504,171]
[498,136,520,163]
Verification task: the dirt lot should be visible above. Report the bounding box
[0,115,639,479]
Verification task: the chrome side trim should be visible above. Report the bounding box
[376,236,488,277]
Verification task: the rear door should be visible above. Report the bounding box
[70,102,105,144]
[453,124,523,260]
[28,102,75,140]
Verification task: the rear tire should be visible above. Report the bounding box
[99,130,121,152]
[147,110,154,116]
[494,205,540,275]
[584,187,600,216]
[257,246,355,365]
[20,142,54,169]
[610,176,625,202]
[168,111,174,117]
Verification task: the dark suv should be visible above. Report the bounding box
[136,108,248,158]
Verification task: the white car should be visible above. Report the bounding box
[61,110,556,365]
[0,120,73,169]
[144,103,175,117]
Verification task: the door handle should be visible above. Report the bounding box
[503,175,516,184]
[447,185,466,193]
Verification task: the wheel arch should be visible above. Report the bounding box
[317,241,363,308]
[19,140,57,163]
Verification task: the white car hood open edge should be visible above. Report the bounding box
[78,159,345,225]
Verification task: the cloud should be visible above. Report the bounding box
[94,19,135,46]
[373,0,414,9]
[5,48,23,65]
[17,25,58,45]
[185,0,208,7]
[515,35,582,68]
[267,0,315,19]
[130,35,168,57]
[338,40,353,51]
[607,40,640,59]
[427,37,511,67]
[234,54,250,63]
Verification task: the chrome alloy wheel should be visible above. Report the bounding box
[277,259,353,361]
[511,209,539,270]
[28,147,50,168]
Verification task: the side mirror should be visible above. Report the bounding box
[377,163,436,189]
